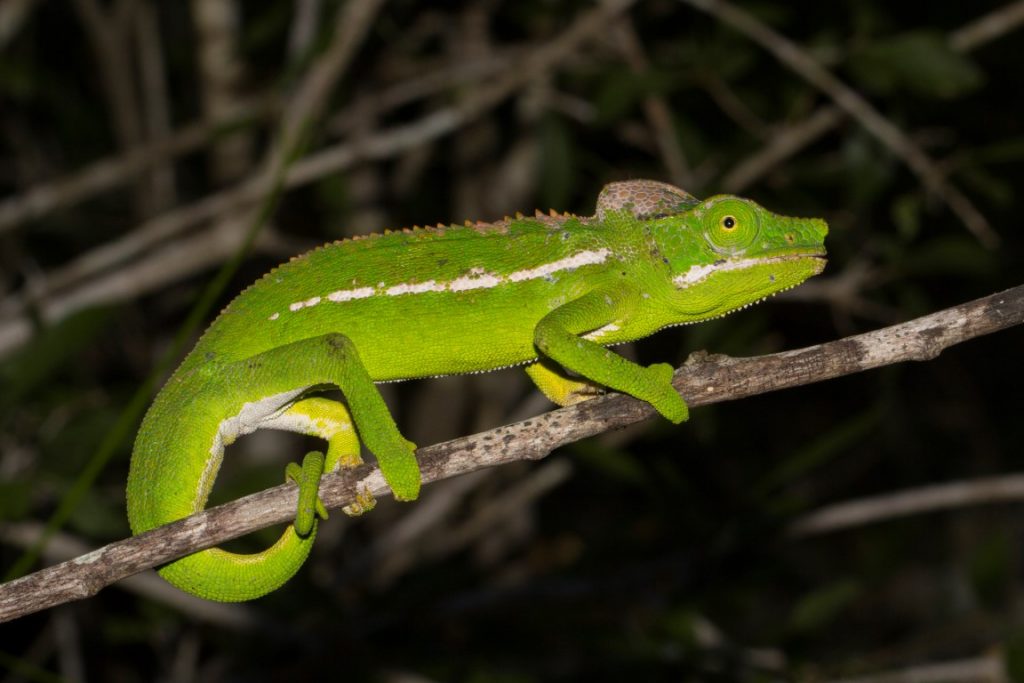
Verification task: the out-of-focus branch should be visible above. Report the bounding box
[71,0,154,216]
[681,0,999,246]
[135,0,177,211]
[722,1,1024,196]
[0,96,276,233]
[722,105,843,193]
[0,0,639,359]
[0,0,41,50]
[790,473,1024,538]
[190,0,251,183]
[611,18,695,190]
[949,0,1024,52]
[819,653,1005,683]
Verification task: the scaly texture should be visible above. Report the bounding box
[127,179,828,601]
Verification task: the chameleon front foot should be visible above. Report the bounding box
[642,363,689,424]
[285,451,329,537]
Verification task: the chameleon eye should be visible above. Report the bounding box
[703,198,759,254]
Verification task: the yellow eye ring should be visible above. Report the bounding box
[721,215,737,231]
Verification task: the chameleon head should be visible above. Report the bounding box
[661,195,828,319]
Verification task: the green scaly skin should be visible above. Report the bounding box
[127,180,828,601]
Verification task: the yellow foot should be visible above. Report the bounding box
[342,485,377,517]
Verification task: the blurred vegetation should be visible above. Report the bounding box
[0,0,1022,680]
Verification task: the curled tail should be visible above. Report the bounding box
[155,526,316,602]
[127,382,319,602]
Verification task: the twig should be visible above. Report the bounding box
[721,1,1024,197]
[722,105,843,193]
[0,284,1020,623]
[697,70,772,141]
[949,0,1024,52]
[680,0,1000,246]
[287,0,322,62]
[71,0,151,215]
[820,652,1005,683]
[0,0,41,50]
[135,0,177,211]
[0,95,277,233]
[190,0,251,183]
[0,53,515,236]
[611,18,695,189]
[261,0,389,177]
[790,473,1024,538]
[0,220,284,362]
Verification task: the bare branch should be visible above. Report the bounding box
[0,284,1020,623]
[0,522,256,629]
[949,0,1024,52]
[790,473,1024,538]
[820,653,1005,683]
[680,0,1000,246]
[0,0,41,50]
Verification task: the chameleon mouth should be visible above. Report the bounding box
[805,252,828,274]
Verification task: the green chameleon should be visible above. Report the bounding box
[127,180,827,601]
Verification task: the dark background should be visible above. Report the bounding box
[1,0,1023,680]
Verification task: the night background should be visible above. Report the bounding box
[1,0,1023,680]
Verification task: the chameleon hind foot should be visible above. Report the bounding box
[285,451,329,537]
[337,440,413,516]
[342,485,377,517]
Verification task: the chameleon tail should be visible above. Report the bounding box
[155,526,316,602]
[127,387,323,602]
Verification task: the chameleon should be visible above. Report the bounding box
[127,179,827,602]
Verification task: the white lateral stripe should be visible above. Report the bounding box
[673,263,718,286]
[327,286,375,303]
[386,280,444,296]
[673,255,800,288]
[507,249,610,282]
[274,248,611,318]
[449,272,502,291]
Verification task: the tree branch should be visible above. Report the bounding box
[0,284,1020,623]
